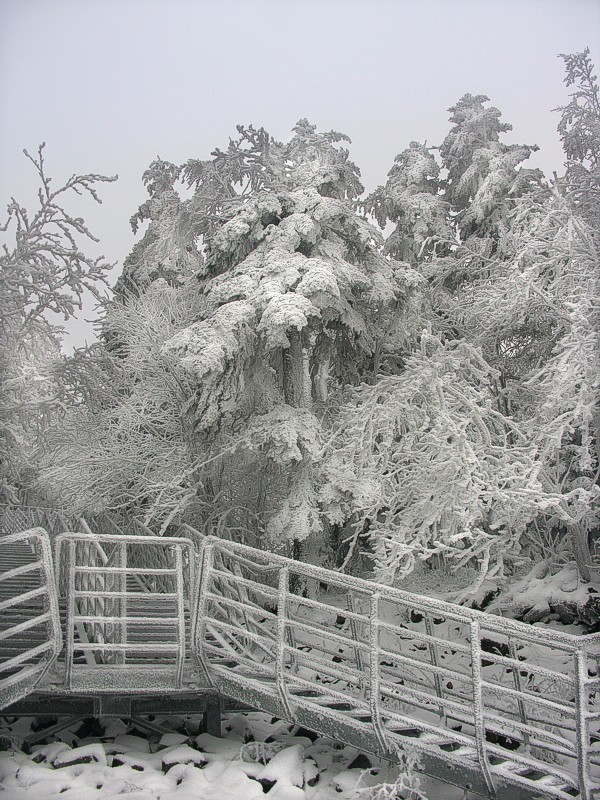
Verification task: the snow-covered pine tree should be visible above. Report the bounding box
[364,141,452,266]
[161,119,422,551]
[114,158,203,301]
[42,122,421,550]
[556,48,600,238]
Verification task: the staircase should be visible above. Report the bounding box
[0,509,599,800]
[0,528,61,709]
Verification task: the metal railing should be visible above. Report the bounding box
[0,528,62,708]
[0,506,71,537]
[54,531,195,691]
[193,537,600,800]
[2,511,600,798]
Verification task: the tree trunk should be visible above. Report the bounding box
[282,330,310,408]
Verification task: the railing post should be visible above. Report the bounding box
[37,531,62,662]
[65,540,76,690]
[193,540,216,685]
[574,646,592,800]
[118,540,127,665]
[174,545,186,689]
[276,565,294,720]
[508,636,530,750]
[369,592,388,753]
[346,592,364,685]
[469,620,495,797]
[425,615,446,726]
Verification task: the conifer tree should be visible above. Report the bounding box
[163,120,421,549]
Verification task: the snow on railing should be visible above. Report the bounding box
[54,532,195,691]
[2,511,599,797]
[0,506,70,537]
[0,528,62,709]
[193,536,600,800]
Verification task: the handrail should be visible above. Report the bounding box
[193,536,600,800]
[2,512,599,799]
[0,528,62,709]
[54,531,195,691]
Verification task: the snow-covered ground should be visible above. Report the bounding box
[0,711,470,800]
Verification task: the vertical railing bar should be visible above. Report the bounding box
[65,539,76,690]
[276,565,294,720]
[469,620,495,796]
[118,541,127,665]
[369,592,388,753]
[424,614,447,726]
[347,592,364,689]
[508,635,530,750]
[574,647,592,800]
[192,540,216,685]
[174,545,186,689]
[37,531,62,663]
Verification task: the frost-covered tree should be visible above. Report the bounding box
[350,76,599,587]
[163,120,421,550]
[0,145,115,501]
[40,280,205,520]
[440,93,543,241]
[321,334,548,588]
[114,159,202,300]
[365,141,451,265]
[556,48,600,236]
[45,122,421,549]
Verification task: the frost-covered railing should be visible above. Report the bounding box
[54,532,195,691]
[194,537,600,800]
[0,529,62,709]
[0,506,71,537]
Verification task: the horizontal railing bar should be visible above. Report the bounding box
[0,641,55,672]
[0,613,52,642]
[75,566,177,575]
[279,594,369,625]
[478,678,576,713]
[0,586,47,611]
[277,617,371,654]
[0,562,42,581]
[284,646,364,686]
[378,619,475,655]
[201,593,279,626]
[56,531,195,546]
[376,644,473,684]
[469,649,578,685]
[75,615,182,625]
[205,538,599,648]
[74,590,178,600]
[213,550,285,575]
[208,570,279,599]
[74,643,179,652]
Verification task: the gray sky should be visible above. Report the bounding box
[1,0,599,349]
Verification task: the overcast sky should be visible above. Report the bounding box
[1,0,599,348]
